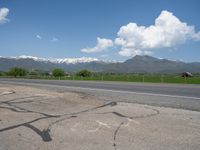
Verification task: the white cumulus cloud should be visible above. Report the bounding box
[0,8,9,24]
[115,10,200,56]
[81,37,113,53]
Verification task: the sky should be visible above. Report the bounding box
[0,0,200,62]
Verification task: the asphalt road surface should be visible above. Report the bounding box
[0,79,200,150]
[0,78,200,97]
[0,78,200,111]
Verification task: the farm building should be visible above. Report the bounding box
[181,72,193,77]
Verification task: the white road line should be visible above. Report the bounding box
[1,80,200,100]
[63,85,200,100]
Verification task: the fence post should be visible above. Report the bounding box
[101,75,103,81]
[161,74,164,83]
[91,74,93,80]
[142,75,144,82]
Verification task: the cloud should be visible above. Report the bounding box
[101,54,108,58]
[36,35,42,39]
[81,37,113,53]
[0,8,9,24]
[51,37,58,42]
[115,10,200,56]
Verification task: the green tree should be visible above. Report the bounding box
[8,67,27,77]
[52,68,65,78]
[0,71,3,76]
[77,69,92,77]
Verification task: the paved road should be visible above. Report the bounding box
[0,78,200,111]
[0,84,200,150]
[0,78,200,98]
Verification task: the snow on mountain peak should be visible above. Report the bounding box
[52,57,99,64]
[10,55,99,64]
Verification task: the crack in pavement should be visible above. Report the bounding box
[0,106,24,112]
[11,100,34,104]
[95,107,160,120]
[0,96,44,104]
[113,122,124,150]
[112,112,129,118]
[47,115,77,132]
[0,90,15,96]
[0,96,61,142]
[0,97,160,145]
[23,123,52,142]
[0,99,118,143]
[0,105,59,118]
[0,116,55,133]
[46,102,118,131]
[0,92,159,146]
[0,97,60,117]
[51,101,118,117]
[91,106,160,150]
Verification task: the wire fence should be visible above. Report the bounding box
[2,74,199,84]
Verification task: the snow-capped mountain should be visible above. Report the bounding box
[4,55,100,64]
[0,55,200,73]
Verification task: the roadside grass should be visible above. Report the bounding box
[1,74,200,84]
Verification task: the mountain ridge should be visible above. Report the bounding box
[0,55,200,73]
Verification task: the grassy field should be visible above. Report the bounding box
[69,74,200,84]
[2,74,199,84]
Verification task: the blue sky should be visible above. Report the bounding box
[0,0,200,62]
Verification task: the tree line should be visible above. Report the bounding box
[0,67,92,78]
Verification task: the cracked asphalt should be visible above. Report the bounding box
[0,84,200,150]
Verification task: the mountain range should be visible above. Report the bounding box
[0,55,200,73]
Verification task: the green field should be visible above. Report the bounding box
[2,74,199,84]
[66,74,200,84]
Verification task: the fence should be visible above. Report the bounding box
[1,74,200,84]
[53,74,200,84]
